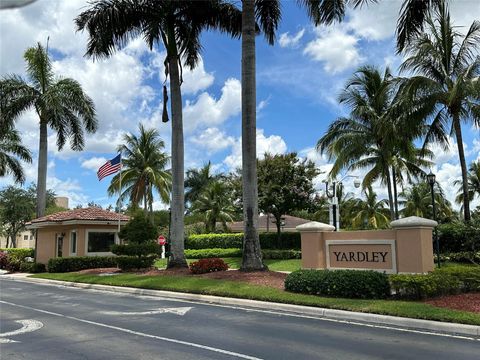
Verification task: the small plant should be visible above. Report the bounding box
[0,251,8,269]
[189,258,229,274]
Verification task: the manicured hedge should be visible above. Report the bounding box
[390,266,480,300]
[183,248,301,259]
[189,258,229,274]
[115,255,156,271]
[285,269,391,299]
[0,248,34,261]
[111,243,162,257]
[185,232,301,250]
[262,249,301,260]
[48,256,117,273]
[19,262,46,273]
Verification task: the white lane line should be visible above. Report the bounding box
[3,278,478,342]
[0,300,262,360]
[100,307,192,316]
[0,319,43,344]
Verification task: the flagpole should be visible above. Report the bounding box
[118,159,122,233]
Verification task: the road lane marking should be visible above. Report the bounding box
[0,319,43,344]
[0,300,262,360]
[100,307,192,316]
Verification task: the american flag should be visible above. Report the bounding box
[97,154,121,181]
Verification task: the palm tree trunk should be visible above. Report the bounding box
[240,0,266,271]
[36,118,48,217]
[392,166,399,219]
[385,167,395,221]
[453,116,471,221]
[167,39,187,268]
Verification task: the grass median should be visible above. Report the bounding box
[154,258,301,272]
[31,271,480,326]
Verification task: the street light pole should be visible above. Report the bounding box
[427,171,441,268]
[324,175,361,231]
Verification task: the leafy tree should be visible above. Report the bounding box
[399,4,480,221]
[108,124,171,223]
[0,127,32,184]
[257,153,319,239]
[76,0,241,269]
[0,186,35,248]
[455,161,480,209]
[185,161,218,206]
[239,0,372,271]
[192,180,236,233]
[1,43,97,217]
[352,186,390,229]
[118,212,158,244]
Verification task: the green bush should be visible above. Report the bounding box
[262,249,301,259]
[116,255,156,271]
[48,256,117,273]
[390,266,480,300]
[111,242,161,257]
[437,222,477,253]
[285,269,391,299]
[446,252,480,264]
[19,262,46,273]
[118,214,158,244]
[185,232,301,250]
[0,248,34,261]
[184,248,243,259]
[189,258,229,274]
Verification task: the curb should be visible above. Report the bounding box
[3,275,479,339]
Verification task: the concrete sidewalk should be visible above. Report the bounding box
[2,273,479,339]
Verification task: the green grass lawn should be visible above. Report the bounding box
[154,257,301,272]
[32,270,480,326]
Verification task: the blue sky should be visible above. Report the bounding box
[1,0,479,210]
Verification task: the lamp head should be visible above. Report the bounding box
[427,171,436,186]
[354,179,361,188]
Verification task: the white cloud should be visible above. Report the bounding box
[223,129,287,170]
[81,157,108,171]
[181,57,215,95]
[183,78,241,132]
[190,127,235,154]
[304,26,362,73]
[279,29,305,48]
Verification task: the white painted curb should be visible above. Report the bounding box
[3,275,479,338]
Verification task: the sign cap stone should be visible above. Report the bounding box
[390,216,438,228]
[296,221,335,232]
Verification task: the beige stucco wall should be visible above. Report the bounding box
[0,230,35,249]
[35,224,121,265]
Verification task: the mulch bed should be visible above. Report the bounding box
[425,293,480,313]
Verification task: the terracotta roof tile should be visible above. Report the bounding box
[30,207,130,223]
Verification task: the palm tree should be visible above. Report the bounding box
[185,161,217,206]
[192,180,236,233]
[240,0,372,271]
[108,125,171,223]
[455,161,480,209]
[352,186,390,229]
[0,127,32,184]
[317,66,430,221]
[1,43,97,217]
[76,0,241,268]
[399,4,480,221]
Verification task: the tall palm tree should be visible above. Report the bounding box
[455,161,480,209]
[317,66,429,221]
[352,186,390,229]
[76,0,241,268]
[399,4,480,221]
[1,43,97,217]
[185,161,217,206]
[108,125,171,222]
[0,127,32,184]
[192,180,236,233]
[240,0,372,271]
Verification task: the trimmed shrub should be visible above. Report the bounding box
[285,269,391,299]
[116,255,156,271]
[48,256,117,273]
[390,266,480,300]
[0,248,34,261]
[0,251,8,269]
[19,262,46,273]
[185,248,243,259]
[185,232,301,250]
[437,222,474,253]
[118,214,158,244]
[189,258,229,274]
[111,242,161,257]
[262,249,301,259]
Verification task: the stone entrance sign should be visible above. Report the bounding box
[297,216,437,274]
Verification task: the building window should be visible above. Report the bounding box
[71,231,77,255]
[24,235,28,240]
[87,232,116,253]
[30,235,34,240]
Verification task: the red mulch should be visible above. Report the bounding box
[425,293,480,313]
[77,267,121,274]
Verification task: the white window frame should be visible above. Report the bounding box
[84,229,119,256]
[70,230,77,256]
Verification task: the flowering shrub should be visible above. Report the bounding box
[189,258,229,274]
[0,251,8,269]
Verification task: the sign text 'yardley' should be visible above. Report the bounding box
[333,251,388,263]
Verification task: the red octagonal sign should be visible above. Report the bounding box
[157,235,166,246]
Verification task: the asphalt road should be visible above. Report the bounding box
[0,278,478,360]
